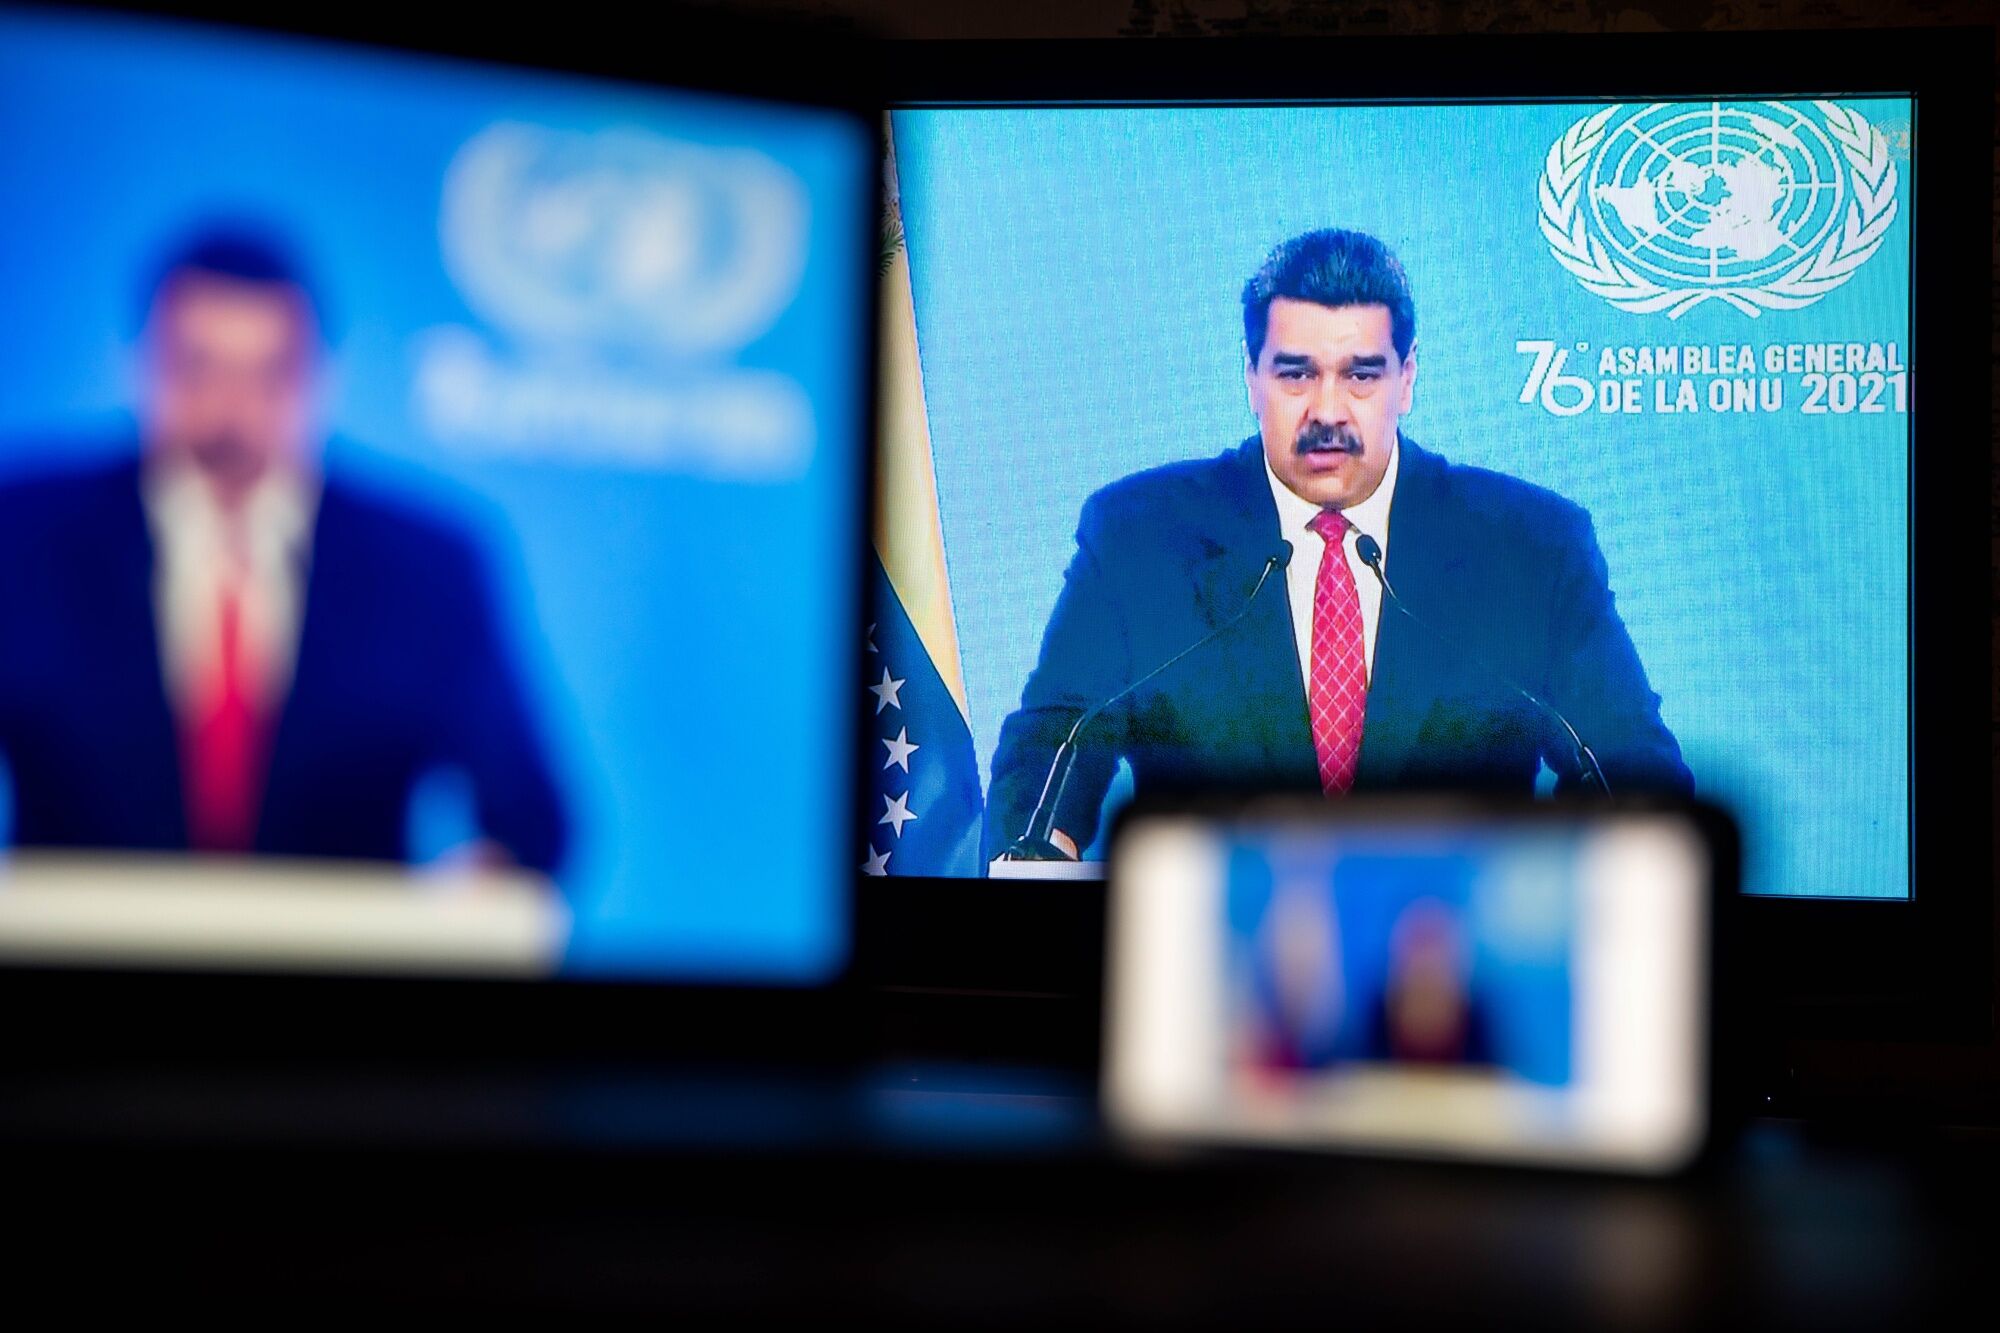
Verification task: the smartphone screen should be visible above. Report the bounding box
[1104,802,1716,1173]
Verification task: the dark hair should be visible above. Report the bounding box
[1241,228,1415,365]
[139,222,322,334]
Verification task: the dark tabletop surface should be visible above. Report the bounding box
[7,1060,1999,1325]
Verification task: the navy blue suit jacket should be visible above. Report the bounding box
[985,436,1691,855]
[0,455,569,874]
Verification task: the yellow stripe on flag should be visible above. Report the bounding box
[877,123,970,722]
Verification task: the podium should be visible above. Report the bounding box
[986,858,1106,882]
[0,852,567,975]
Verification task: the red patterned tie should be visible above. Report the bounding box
[1306,509,1367,796]
[183,580,266,853]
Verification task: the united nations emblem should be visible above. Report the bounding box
[1539,101,1899,318]
[415,122,818,478]
[440,122,809,355]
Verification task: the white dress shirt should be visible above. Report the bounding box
[1263,438,1400,691]
[142,466,316,718]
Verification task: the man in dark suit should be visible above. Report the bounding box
[987,229,1689,861]
[0,226,569,874]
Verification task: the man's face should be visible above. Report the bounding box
[140,275,320,505]
[1246,299,1415,509]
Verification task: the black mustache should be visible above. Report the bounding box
[1295,423,1361,453]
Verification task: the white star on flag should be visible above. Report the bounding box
[882,727,919,772]
[861,846,891,875]
[869,667,905,714]
[866,622,878,654]
[879,791,917,837]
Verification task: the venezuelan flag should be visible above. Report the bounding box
[863,123,984,879]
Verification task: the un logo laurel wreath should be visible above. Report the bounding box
[1538,101,1898,318]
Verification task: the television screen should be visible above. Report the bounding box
[0,8,873,981]
[1104,800,1715,1173]
[870,98,1912,899]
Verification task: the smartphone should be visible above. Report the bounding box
[1103,797,1732,1174]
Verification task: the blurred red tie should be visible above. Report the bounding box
[183,581,267,853]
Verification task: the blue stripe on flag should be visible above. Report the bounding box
[864,554,985,878]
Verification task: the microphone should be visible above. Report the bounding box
[1003,542,1294,860]
[1353,533,1611,795]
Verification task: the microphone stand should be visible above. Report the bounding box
[1354,535,1612,795]
[1003,546,1291,860]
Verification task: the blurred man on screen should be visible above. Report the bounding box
[987,229,1689,860]
[0,226,569,873]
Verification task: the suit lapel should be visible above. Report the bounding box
[1193,440,1318,786]
[1357,437,1463,787]
[259,478,349,849]
[74,462,189,842]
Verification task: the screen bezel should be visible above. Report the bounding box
[863,28,1993,1082]
[0,0,886,1062]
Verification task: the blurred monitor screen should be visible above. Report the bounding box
[872,99,1912,898]
[1104,801,1716,1173]
[0,8,873,982]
